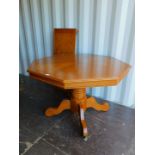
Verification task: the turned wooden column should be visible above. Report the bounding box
[44,88,110,137]
[71,88,88,137]
[71,88,87,112]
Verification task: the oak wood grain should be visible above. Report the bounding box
[44,88,111,137]
[27,28,131,138]
[53,28,77,54]
[28,53,131,89]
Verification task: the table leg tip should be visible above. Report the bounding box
[83,135,89,141]
[45,108,54,117]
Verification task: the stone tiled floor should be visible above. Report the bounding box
[19,75,135,155]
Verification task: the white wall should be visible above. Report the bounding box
[19,0,135,107]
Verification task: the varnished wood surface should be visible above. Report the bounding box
[86,97,110,111]
[45,99,70,117]
[28,53,131,89]
[44,88,110,137]
[53,28,77,54]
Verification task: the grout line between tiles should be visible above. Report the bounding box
[20,113,70,155]
[21,136,43,155]
[42,139,69,155]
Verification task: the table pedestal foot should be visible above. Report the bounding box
[79,106,88,137]
[71,89,88,137]
[45,88,110,138]
[86,97,110,112]
[45,100,71,117]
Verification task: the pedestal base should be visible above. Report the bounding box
[45,88,110,138]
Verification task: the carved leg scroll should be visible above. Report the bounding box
[44,88,110,138]
[86,97,110,112]
[45,99,71,117]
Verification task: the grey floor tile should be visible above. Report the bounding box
[43,112,134,155]
[19,75,135,155]
[19,75,70,136]
[24,139,67,155]
[19,127,39,154]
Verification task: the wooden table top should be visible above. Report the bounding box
[28,54,131,89]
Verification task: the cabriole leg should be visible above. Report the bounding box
[45,99,71,117]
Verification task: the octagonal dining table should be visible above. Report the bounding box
[28,53,131,139]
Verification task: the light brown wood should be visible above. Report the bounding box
[28,54,131,89]
[44,88,109,137]
[86,97,110,111]
[45,99,70,117]
[28,29,131,138]
[71,88,87,112]
[53,28,77,54]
